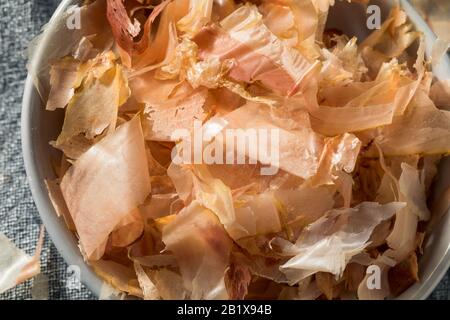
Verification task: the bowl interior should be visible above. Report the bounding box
[22,0,450,299]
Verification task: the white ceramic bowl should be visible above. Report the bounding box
[22,0,450,299]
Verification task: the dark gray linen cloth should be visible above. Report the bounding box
[0,0,448,300]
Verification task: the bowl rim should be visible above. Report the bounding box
[21,0,450,300]
[21,0,105,298]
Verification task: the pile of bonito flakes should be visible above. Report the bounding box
[9,0,450,299]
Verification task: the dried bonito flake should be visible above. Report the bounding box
[35,0,450,300]
[193,4,317,96]
[278,202,406,283]
[0,228,45,294]
[162,201,233,299]
[60,117,151,259]
[50,51,131,159]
